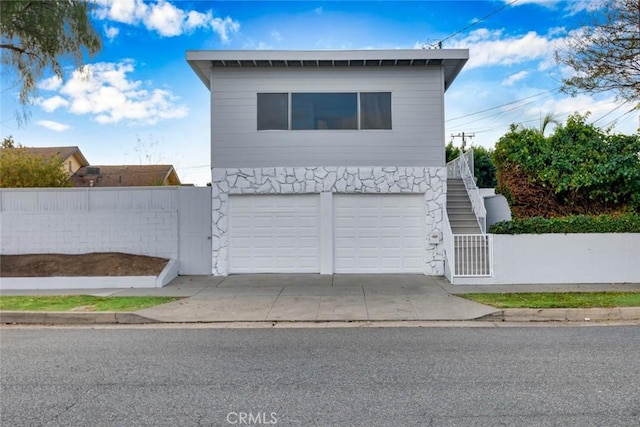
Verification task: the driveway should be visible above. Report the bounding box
[129,274,500,322]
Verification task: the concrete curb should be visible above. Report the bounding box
[0,311,160,325]
[479,307,640,322]
[2,307,640,325]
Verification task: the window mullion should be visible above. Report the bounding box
[357,92,361,130]
[288,92,292,130]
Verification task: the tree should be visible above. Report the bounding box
[518,113,560,136]
[555,0,640,108]
[472,145,497,188]
[445,141,459,163]
[0,1,101,110]
[0,143,71,187]
[2,135,16,148]
[493,114,640,218]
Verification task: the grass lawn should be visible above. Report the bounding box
[460,292,640,309]
[0,296,180,312]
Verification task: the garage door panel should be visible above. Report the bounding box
[380,237,402,247]
[229,195,320,273]
[334,194,425,274]
[381,258,402,268]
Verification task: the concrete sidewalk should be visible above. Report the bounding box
[1,275,639,325]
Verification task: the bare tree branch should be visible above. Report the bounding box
[556,0,640,108]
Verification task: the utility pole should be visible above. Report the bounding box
[450,132,475,150]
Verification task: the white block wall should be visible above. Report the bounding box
[454,233,640,285]
[0,188,178,260]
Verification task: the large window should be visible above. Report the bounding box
[257,92,391,130]
[292,93,357,130]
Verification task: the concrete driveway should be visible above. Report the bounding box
[129,274,500,322]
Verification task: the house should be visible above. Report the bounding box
[19,146,89,175]
[70,165,181,187]
[187,49,469,276]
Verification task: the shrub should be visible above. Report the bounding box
[0,147,71,188]
[489,213,640,234]
[492,114,640,218]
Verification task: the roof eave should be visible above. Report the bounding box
[186,52,211,89]
[186,49,469,91]
[71,147,90,167]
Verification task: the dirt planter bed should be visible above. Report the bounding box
[0,253,178,290]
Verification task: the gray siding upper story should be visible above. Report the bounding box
[187,50,469,169]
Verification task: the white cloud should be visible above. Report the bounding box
[450,28,561,69]
[185,10,209,30]
[314,6,323,15]
[37,95,70,112]
[37,120,70,132]
[94,0,147,24]
[502,70,529,86]
[104,25,120,40]
[38,76,63,91]
[271,30,283,42]
[505,0,560,8]
[94,0,239,40]
[564,0,606,15]
[143,0,184,36]
[37,60,187,125]
[529,94,620,119]
[210,16,241,42]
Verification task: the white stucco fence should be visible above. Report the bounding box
[454,233,640,285]
[0,187,179,259]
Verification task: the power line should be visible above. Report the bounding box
[602,106,638,129]
[448,91,560,132]
[452,103,638,138]
[592,101,630,124]
[428,0,520,48]
[446,88,559,123]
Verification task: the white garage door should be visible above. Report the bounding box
[334,194,425,273]
[229,195,321,273]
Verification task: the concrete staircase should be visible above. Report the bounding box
[446,178,482,234]
[446,178,492,277]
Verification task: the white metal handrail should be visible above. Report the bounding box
[443,212,454,281]
[457,149,487,234]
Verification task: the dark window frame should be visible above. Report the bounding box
[257,92,392,131]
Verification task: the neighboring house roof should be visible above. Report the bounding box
[70,165,181,187]
[187,49,469,91]
[16,146,90,167]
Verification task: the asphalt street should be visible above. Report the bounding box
[1,325,639,426]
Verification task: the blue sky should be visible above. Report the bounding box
[2,0,638,186]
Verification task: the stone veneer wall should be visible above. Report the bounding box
[210,166,446,276]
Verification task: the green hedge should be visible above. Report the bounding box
[489,213,640,234]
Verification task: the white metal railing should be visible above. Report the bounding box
[445,149,494,279]
[456,149,487,234]
[443,212,454,281]
[446,149,474,179]
[446,158,460,179]
[453,234,493,277]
